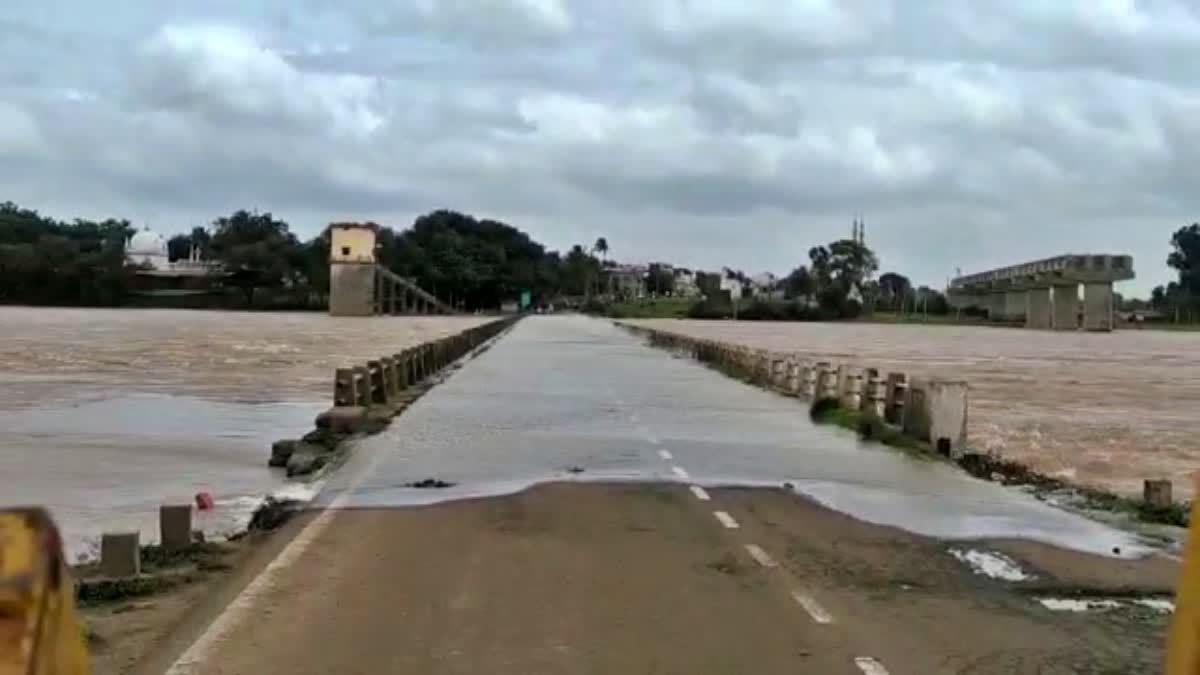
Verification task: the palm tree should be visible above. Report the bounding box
[593,237,609,263]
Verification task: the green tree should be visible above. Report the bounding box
[646,263,675,296]
[385,210,564,310]
[208,210,304,305]
[1168,224,1200,299]
[783,266,813,300]
[878,272,912,311]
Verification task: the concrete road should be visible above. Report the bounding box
[162,316,1172,674]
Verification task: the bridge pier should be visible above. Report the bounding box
[1003,290,1027,322]
[1052,283,1078,331]
[1026,287,1052,329]
[1083,282,1114,332]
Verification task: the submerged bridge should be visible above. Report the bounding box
[948,254,1134,331]
[328,222,456,316]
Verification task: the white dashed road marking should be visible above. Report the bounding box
[658,449,673,460]
[745,544,778,568]
[689,486,711,501]
[791,591,834,624]
[671,466,690,480]
[713,511,740,529]
[854,657,890,675]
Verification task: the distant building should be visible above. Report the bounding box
[719,268,744,302]
[673,268,701,298]
[607,264,648,299]
[749,272,781,300]
[124,227,228,304]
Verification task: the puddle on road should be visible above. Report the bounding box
[1038,597,1175,614]
[949,548,1033,581]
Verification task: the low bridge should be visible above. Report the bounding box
[328,222,456,316]
[948,254,1134,331]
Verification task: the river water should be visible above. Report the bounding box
[0,307,488,560]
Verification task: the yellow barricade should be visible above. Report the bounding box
[1168,496,1200,674]
[0,508,89,675]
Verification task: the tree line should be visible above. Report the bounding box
[0,201,610,310]
[1149,224,1200,322]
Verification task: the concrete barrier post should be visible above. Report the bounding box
[1145,479,1173,510]
[159,504,193,551]
[353,366,371,406]
[334,368,357,406]
[786,358,801,393]
[904,378,969,457]
[772,357,786,389]
[802,363,817,399]
[840,367,863,410]
[101,532,140,578]
[817,362,837,399]
[380,357,397,399]
[884,373,908,425]
[395,352,410,388]
[863,368,886,418]
[386,357,402,396]
[367,360,388,404]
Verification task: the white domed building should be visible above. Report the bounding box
[126,228,170,270]
[124,226,227,306]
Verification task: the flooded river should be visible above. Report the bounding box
[0,307,488,559]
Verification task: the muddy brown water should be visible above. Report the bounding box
[626,319,1200,499]
[0,307,489,559]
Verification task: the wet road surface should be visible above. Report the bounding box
[161,316,1171,675]
[324,315,1138,556]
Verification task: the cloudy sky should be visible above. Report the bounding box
[2,0,1196,294]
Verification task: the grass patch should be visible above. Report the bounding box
[957,452,1190,527]
[808,398,929,457]
[76,574,188,607]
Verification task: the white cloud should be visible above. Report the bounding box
[136,24,382,138]
[0,1,1195,294]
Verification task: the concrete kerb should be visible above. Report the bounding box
[271,317,518,474]
[618,323,969,460]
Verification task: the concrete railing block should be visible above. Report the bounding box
[101,532,140,578]
[366,360,388,404]
[863,368,886,418]
[884,373,909,425]
[904,378,969,457]
[802,363,817,399]
[382,357,399,398]
[838,366,863,410]
[352,366,371,406]
[159,504,193,551]
[817,362,837,399]
[334,368,357,406]
[1144,479,1173,510]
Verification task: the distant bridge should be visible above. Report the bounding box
[948,254,1134,331]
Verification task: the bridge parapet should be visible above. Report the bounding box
[951,254,1134,292]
